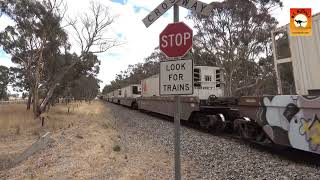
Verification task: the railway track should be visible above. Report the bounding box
[104,100,320,166]
[105,101,320,179]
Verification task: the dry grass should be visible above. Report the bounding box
[0,101,104,137]
[0,104,35,137]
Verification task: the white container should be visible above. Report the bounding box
[193,66,224,99]
[141,74,160,97]
[113,89,122,97]
[140,66,224,100]
[121,84,142,98]
[272,13,320,95]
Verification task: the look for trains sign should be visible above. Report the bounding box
[160,59,193,95]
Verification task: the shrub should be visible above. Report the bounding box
[113,145,121,152]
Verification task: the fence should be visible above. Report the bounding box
[0,100,27,105]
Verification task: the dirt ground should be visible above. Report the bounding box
[0,101,172,180]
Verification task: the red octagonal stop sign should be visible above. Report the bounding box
[159,22,193,58]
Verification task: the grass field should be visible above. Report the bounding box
[0,101,102,137]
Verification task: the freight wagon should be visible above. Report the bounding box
[140,66,224,100]
[237,12,320,153]
[107,65,240,132]
[107,89,121,103]
[112,84,142,108]
[103,13,320,155]
[137,66,236,127]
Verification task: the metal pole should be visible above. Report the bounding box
[174,95,181,180]
[174,4,179,23]
[173,4,181,180]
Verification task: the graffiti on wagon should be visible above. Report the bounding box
[255,95,320,153]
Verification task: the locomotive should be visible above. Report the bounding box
[102,13,320,155]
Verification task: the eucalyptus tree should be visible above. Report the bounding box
[0,0,69,115]
[70,75,100,101]
[191,0,282,96]
[0,65,9,100]
[1,0,118,118]
[103,48,163,94]
[38,1,119,115]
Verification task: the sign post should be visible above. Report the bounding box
[174,5,181,180]
[143,1,214,180]
[175,92,181,180]
[159,58,193,180]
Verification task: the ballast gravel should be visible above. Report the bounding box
[106,102,320,180]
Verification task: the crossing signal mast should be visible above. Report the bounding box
[142,1,214,180]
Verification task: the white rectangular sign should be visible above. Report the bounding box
[142,0,180,28]
[160,59,193,95]
[176,0,213,16]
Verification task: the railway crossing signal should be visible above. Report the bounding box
[142,0,179,28]
[176,0,214,16]
[142,0,214,28]
[142,1,213,180]
[159,22,193,58]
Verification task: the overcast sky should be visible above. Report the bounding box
[0,0,319,92]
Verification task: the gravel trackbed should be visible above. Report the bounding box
[108,102,320,180]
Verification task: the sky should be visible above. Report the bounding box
[0,0,319,93]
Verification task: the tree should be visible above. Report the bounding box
[1,0,118,118]
[37,0,119,116]
[191,0,282,96]
[102,48,163,94]
[0,65,9,100]
[0,0,69,113]
[9,67,33,109]
[70,75,100,101]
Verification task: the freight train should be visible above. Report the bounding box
[102,13,320,155]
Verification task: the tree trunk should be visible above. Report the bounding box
[39,83,57,114]
[37,59,79,117]
[225,74,233,97]
[33,67,40,117]
[47,102,51,112]
[33,84,38,115]
[27,92,32,110]
[33,43,44,118]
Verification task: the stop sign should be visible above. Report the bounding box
[159,22,193,58]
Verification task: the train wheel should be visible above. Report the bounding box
[199,115,211,130]
[238,123,249,139]
[198,114,226,134]
[234,119,250,139]
[131,102,138,110]
[255,130,268,143]
[207,114,226,134]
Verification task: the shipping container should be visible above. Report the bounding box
[193,66,224,100]
[110,89,122,103]
[141,66,224,100]
[118,84,142,107]
[121,84,142,98]
[272,13,320,95]
[141,74,160,97]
